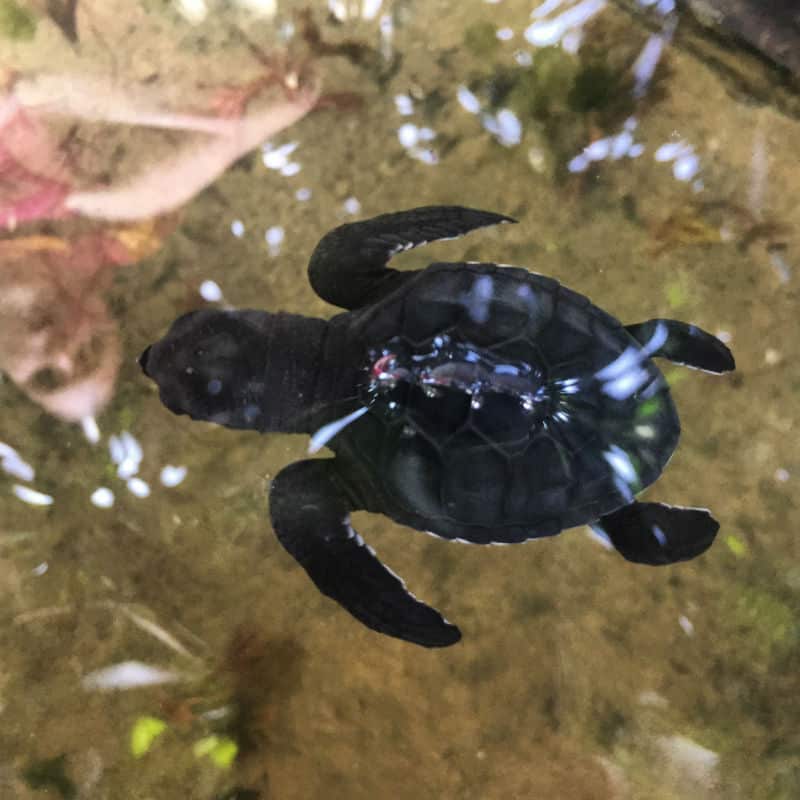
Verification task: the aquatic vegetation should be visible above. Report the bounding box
[0,0,36,40]
[650,200,792,267]
[22,754,76,799]
[130,715,168,758]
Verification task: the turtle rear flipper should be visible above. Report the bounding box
[308,205,515,309]
[594,501,719,565]
[626,319,735,373]
[270,459,461,647]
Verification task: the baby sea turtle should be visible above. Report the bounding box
[140,206,734,647]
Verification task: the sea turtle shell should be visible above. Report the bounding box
[330,261,680,543]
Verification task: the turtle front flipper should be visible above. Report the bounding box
[269,459,461,647]
[626,319,735,373]
[308,205,516,309]
[593,501,719,565]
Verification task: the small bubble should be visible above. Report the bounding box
[295,187,312,201]
[231,220,245,238]
[775,468,790,482]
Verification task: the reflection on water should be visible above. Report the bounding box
[1,1,798,798]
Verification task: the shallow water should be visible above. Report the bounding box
[1,2,799,798]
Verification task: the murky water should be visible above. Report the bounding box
[1,1,798,798]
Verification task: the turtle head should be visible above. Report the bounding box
[141,308,283,432]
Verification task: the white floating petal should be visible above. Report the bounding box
[654,141,689,162]
[231,220,245,237]
[236,0,277,17]
[412,147,439,165]
[456,85,481,114]
[496,109,522,146]
[127,478,151,498]
[91,487,115,508]
[610,131,633,159]
[633,34,665,97]
[532,0,565,18]
[200,280,223,302]
[673,153,700,181]
[585,138,611,161]
[280,162,301,177]
[497,27,514,41]
[2,452,34,482]
[81,416,101,444]
[394,94,414,116]
[109,435,125,465]
[262,141,299,169]
[361,0,383,20]
[82,661,183,691]
[397,123,419,148]
[343,197,361,215]
[160,465,187,487]
[295,187,312,201]
[328,0,347,22]
[12,485,53,506]
[524,19,563,47]
[175,0,207,25]
[568,153,590,173]
[121,432,143,466]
